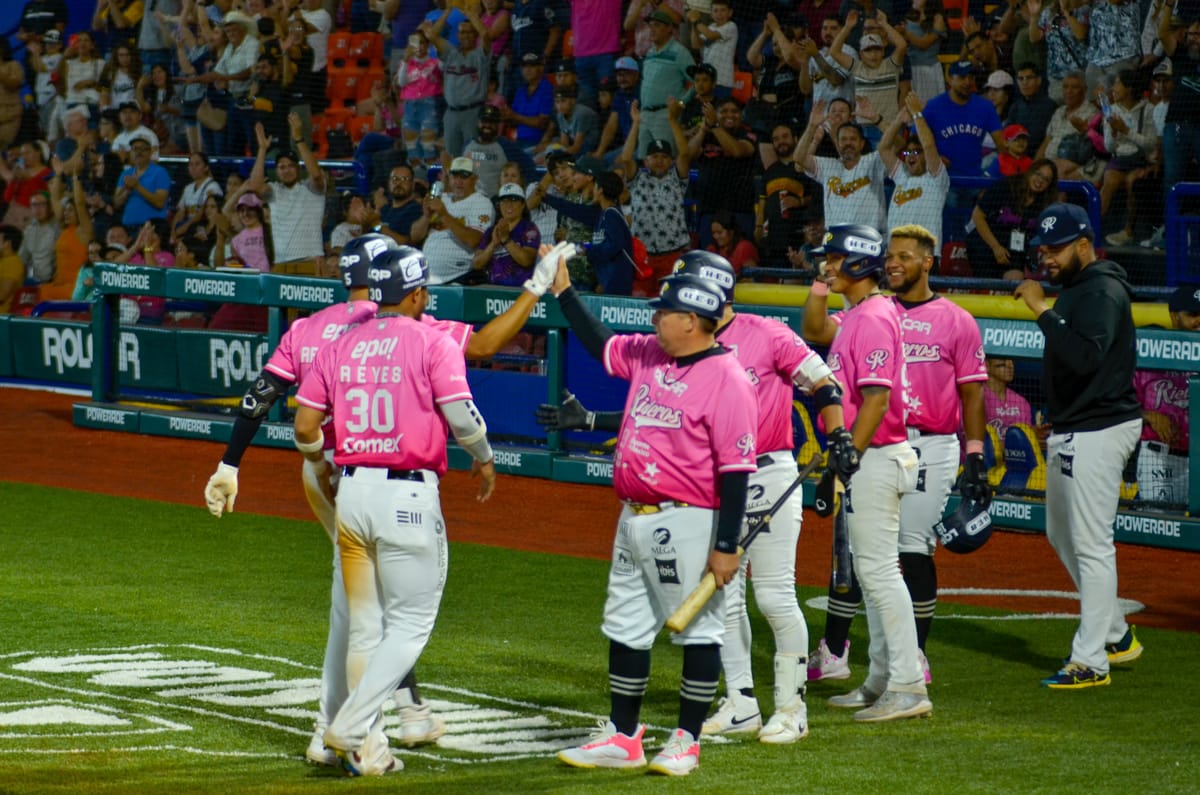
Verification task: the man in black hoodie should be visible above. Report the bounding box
[1015,203,1144,691]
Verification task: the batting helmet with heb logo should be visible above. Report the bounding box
[339,233,397,289]
[649,273,725,321]
[811,223,885,279]
[368,246,428,305]
[671,250,736,303]
[933,497,994,554]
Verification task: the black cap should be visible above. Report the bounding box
[687,63,717,80]
[554,58,575,74]
[574,155,605,176]
[118,101,140,113]
[645,138,673,156]
[1168,285,1200,314]
[479,105,502,122]
[275,148,301,165]
[521,52,543,66]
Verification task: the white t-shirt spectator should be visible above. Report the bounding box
[703,20,737,88]
[265,180,326,262]
[424,191,494,284]
[301,8,333,71]
[888,162,951,249]
[806,152,887,231]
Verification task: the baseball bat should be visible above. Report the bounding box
[830,477,853,594]
[665,456,822,634]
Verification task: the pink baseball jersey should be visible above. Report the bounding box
[1135,369,1190,449]
[421,313,474,353]
[892,296,987,435]
[984,386,1032,437]
[827,295,907,445]
[717,312,828,454]
[604,335,758,508]
[264,300,379,450]
[297,315,474,475]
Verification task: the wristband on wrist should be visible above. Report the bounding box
[811,280,829,296]
[294,430,325,455]
[966,440,984,455]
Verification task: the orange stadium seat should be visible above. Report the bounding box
[328,32,353,72]
[348,115,376,143]
[327,72,362,109]
[357,69,386,103]
[731,71,753,105]
[350,33,385,69]
[943,0,970,30]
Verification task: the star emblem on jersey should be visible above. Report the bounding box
[644,462,660,478]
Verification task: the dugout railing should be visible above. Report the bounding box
[2,263,1190,553]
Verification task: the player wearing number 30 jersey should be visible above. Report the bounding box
[295,247,498,776]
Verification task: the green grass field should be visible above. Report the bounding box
[0,481,1196,794]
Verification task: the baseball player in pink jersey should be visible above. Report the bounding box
[538,251,856,745]
[803,224,990,686]
[292,246,497,776]
[799,223,931,722]
[550,265,759,777]
[203,234,560,766]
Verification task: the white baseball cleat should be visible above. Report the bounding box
[853,690,932,722]
[305,722,338,766]
[324,726,402,777]
[808,638,851,681]
[758,700,809,744]
[557,720,647,769]
[828,684,882,709]
[647,729,700,776]
[397,700,446,747]
[700,692,762,736]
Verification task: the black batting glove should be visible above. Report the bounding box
[826,427,860,482]
[535,389,595,432]
[957,451,993,507]
[813,468,836,517]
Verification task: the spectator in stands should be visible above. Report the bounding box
[1027,0,1090,102]
[880,92,950,249]
[136,0,178,71]
[247,54,286,150]
[380,0,430,75]
[903,0,948,102]
[708,209,758,275]
[84,150,124,236]
[44,160,94,301]
[589,76,621,162]
[966,158,1059,279]
[568,0,621,107]
[397,28,443,170]
[689,0,737,99]
[984,355,1033,437]
[428,9,489,158]
[616,101,691,295]
[112,100,160,161]
[28,30,65,145]
[0,225,24,313]
[552,60,579,97]
[1008,61,1058,153]
[1037,70,1103,182]
[536,153,600,287]
[503,53,553,154]
[811,96,851,157]
[0,43,19,159]
[112,218,174,323]
[471,182,540,285]
[623,0,685,59]
[246,116,326,273]
[594,57,639,159]
[1098,69,1156,236]
[798,14,855,109]
[988,123,1034,176]
[164,7,215,155]
[638,9,694,157]
[298,0,333,120]
[353,77,404,189]
[99,44,141,111]
[509,0,565,98]
[62,32,104,118]
[461,105,510,198]
[479,0,512,81]
[183,193,222,263]
[93,0,144,51]
[542,166,635,295]
[548,85,600,162]
[680,63,718,135]
[744,13,811,143]
[329,193,366,254]
[689,96,757,248]
[18,0,68,44]
[138,63,182,153]
[215,190,271,271]
[829,9,908,135]
[984,70,1015,126]
[1159,15,1200,230]
[377,163,428,246]
[73,240,106,300]
[1131,58,1172,251]
[54,105,93,169]
[964,27,1012,81]
[1,141,53,228]
[757,122,822,266]
[423,156,494,284]
[526,147,572,246]
[1083,0,1141,91]
[172,152,223,242]
[1134,285,1200,504]
[796,101,887,231]
[210,11,260,157]
[923,59,1008,179]
[114,133,170,227]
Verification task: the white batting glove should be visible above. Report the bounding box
[525,241,576,297]
[204,462,239,517]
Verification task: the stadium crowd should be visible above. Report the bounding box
[0,0,1198,318]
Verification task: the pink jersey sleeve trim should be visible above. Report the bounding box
[295,394,328,411]
[857,376,893,388]
[602,337,618,376]
[264,363,297,382]
[717,463,758,473]
[433,390,474,405]
[956,373,989,384]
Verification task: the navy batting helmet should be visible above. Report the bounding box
[368,246,428,305]
[339,233,397,289]
[671,250,736,303]
[812,223,886,279]
[933,498,994,554]
[648,273,725,321]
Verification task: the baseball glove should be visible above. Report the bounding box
[535,389,595,431]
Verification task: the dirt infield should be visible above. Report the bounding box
[2,386,1196,633]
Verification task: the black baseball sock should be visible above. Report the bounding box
[608,641,650,736]
[823,572,862,654]
[679,644,721,739]
[901,552,937,650]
